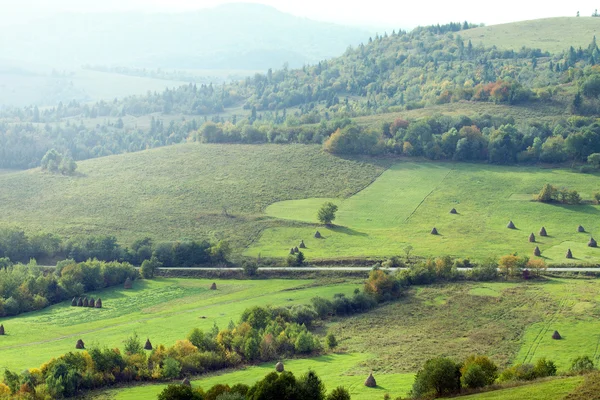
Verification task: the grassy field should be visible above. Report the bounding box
[463,377,584,399]
[0,144,388,248]
[97,354,415,400]
[461,17,600,54]
[89,278,600,400]
[247,161,600,263]
[0,278,360,372]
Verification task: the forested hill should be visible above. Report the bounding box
[3,18,600,168]
[0,3,369,70]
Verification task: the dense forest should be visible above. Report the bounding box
[2,22,600,168]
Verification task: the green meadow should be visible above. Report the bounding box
[91,278,600,400]
[248,161,600,263]
[461,17,600,54]
[0,278,359,372]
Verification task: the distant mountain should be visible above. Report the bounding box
[0,3,371,70]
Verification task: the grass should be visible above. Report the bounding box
[247,161,600,264]
[0,278,360,372]
[96,353,415,400]
[94,278,600,400]
[461,376,583,399]
[0,143,388,248]
[461,17,600,54]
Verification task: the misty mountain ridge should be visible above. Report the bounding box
[0,3,371,70]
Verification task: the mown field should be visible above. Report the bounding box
[461,17,600,54]
[248,161,600,264]
[0,144,389,249]
[0,278,360,372]
[94,278,600,400]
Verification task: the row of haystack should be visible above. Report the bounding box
[75,337,154,350]
[289,240,307,254]
[72,297,103,308]
[272,362,378,388]
[523,224,596,259]
[430,208,459,235]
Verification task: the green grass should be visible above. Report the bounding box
[247,161,600,264]
[0,143,388,248]
[462,377,583,399]
[461,17,600,54]
[97,353,415,400]
[0,278,360,372]
[94,278,600,400]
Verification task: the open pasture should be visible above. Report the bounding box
[248,161,600,264]
[96,278,600,400]
[0,278,359,372]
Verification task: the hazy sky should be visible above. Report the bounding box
[3,0,599,29]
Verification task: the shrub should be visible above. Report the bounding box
[571,356,595,374]
[460,355,498,387]
[161,358,182,380]
[326,333,338,350]
[158,384,203,400]
[242,261,259,276]
[363,269,401,302]
[295,332,315,354]
[534,357,557,378]
[326,386,351,400]
[411,357,461,397]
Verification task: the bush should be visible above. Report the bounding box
[158,384,203,400]
[571,356,595,374]
[534,357,557,378]
[460,355,498,388]
[295,332,315,354]
[242,261,259,276]
[161,358,182,379]
[326,387,351,400]
[411,357,461,397]
[326,333,338,350]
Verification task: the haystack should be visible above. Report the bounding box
[314,231,322,239]
[77,297,83,307]
[507,221,516,229]
[430,227,438,235]
[540,227,548,236]
[83,297,89,307]
[529,233,535,243]
[275,362,284,372]
[124,277,133,289]
[578,225,585,233]
[89,298,95,307]
[364,372,376,388]
[299,240,306,249]
[449,208,457,214]
[566,249,573,259]
[0,324,4,335]
[534,246,541,257]
[182,377,191,387]
[144,339,153,350]
[589,238,598,248]
[552,330,562,340]
[210,282,217,290]
[290,247,295,255]
[294,246,299,253]
[95,298,102,308]
[71,297,77,307]
[75,339,85,349]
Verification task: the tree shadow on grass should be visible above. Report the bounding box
[329,225,368,237]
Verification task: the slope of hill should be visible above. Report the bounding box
[0,3,370,70]
[461,17,600,53]
[0,144,389,247]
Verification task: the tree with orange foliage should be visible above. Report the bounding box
[363,269,401,302]
[498,254,528,278]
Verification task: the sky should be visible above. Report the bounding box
[2,0,599,29]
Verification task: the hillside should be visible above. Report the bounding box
[0,144,389,248]
[0,4,369,70]
[461,17,600,53]
[1,143,600,263]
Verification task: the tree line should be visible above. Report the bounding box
[0,226,230,267]
[0,259,136,316]
[2,22,600,170]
